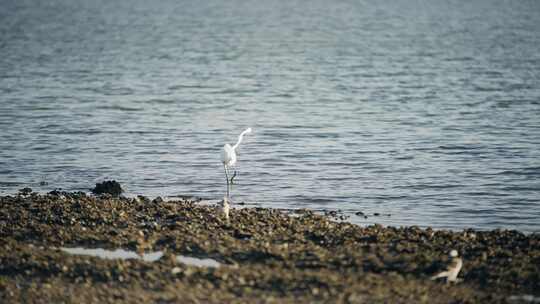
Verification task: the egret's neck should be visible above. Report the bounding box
[232,129,251,150]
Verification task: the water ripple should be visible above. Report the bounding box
[1,0,539,232]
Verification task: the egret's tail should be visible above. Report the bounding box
[431,271,449,280]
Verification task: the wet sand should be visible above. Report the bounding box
[1,192,539,303]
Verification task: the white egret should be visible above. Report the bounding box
[431,250,463,283]
[221,127,252,198]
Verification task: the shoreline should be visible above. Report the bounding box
[1,191,539,303]
[3,187,538,233]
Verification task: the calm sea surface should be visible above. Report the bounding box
[1,0,539,232]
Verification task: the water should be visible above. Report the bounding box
[60,247,220,267]
[1,0,539,232]
[61,248,164,263]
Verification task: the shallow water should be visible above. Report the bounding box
[1,0,540,232]
[60,248,164,262]
[60,247,220,267]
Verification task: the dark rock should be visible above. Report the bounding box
[92,180,123,196]
[152,196,164,204]
[18,187,33,196]
[137,195,151,203]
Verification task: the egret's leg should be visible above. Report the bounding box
[228,167,234,193]
[224,165,229,198]
[230,170,237,185]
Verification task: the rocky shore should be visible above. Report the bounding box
[1,191,539,303]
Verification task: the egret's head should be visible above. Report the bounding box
[449,250,459,258]
[246,127,252,133]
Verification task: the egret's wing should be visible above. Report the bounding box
[446,259,460,272]
[222,144,235,164]
[221,145,230,163]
